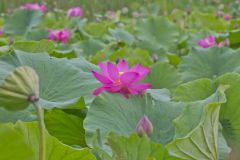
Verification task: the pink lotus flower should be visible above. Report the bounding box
[224,14,232,21]
[67,7,83,17]
[20,3,47,13]
[136,115,153,137]
[198,35,217,48]
[0,29,4,36]
[218,39,230,47]
[198,35,229,48]
[92,60,152,98]
[48,29,71,43]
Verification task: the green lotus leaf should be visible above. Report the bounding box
[167,87,227,160]
[173,86,226,138]
[44,109,87,147]
[102,133,165,160]
[179,47,240,82]
[0,107,36,123]
[93,131,181,160]
[83,21,114,38]
[146,89,171,102]
[51,44,77,58]
[228,29,240,47]
[0,60,16,85]
[173,78,214,102]
[73,39,106,56]
[0,66,39,111]
[218,129,232,160]
[25,28,49,41]
[4,9,43,36]
[13,40,55,53]
[70,56,99,73]
[107,28,136,45]
[0,51,99,109]
[0,123,33,160]
[109,47,153,67]
[84,93,186,152]
[136,16,179,51]
[215,73,240,159]
[143,61,182,90]
[0,121,96,160]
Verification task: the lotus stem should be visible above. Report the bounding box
[35,102,46,160]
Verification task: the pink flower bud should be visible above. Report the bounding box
[224,14,232,21]
[67,7,83,17]
[136,115,153,137]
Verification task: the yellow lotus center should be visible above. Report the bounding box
[119,71,124,76]
[114,80,121,85]
[113,72,124,85]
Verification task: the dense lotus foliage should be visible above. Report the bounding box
[1,0,240,160]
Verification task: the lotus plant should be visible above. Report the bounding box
[198,35,229,48]
[92,60,151,98]
[48,29,71,43]
[67,7,83,17]
[136,115,153,137]
[20,3,47,13]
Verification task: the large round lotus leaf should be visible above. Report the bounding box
[84,93,186,151]
[167,87,229,160]
[136,16,179,51]
[215,73,240,158]
[179,47,240,82]
[168,104,223,160]
[0,51,100,109]
[142,61,182,90]
[0,66,39,111]
[4,9,43,36]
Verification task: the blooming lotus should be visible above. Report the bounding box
[67,7,83,17]
[198,35,229,48]
[198,35,216,48]
[20,3,47,13]
[136,115,153,137]
[92,60,151,98]
[48,29,71,43]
